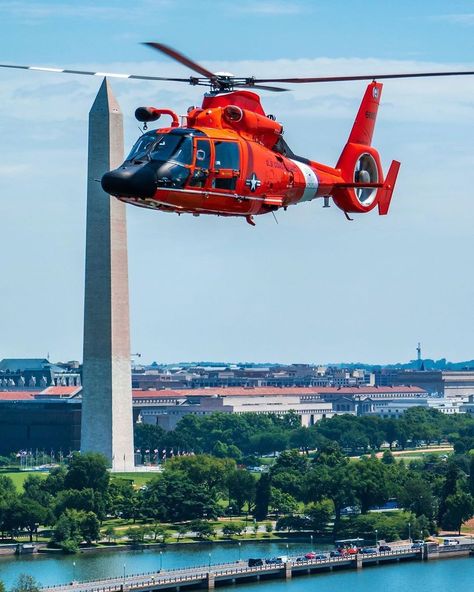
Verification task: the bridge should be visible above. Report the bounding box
[41,542,474,592]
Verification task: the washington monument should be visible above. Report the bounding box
[81,79,134,471]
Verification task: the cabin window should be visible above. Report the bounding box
[214,141,239,170]
[213,141,240,190]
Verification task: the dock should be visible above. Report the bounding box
[41,543,474,592]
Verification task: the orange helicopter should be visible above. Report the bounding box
[3,43,474,225]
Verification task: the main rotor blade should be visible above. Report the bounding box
[144,42,215,79]
[254,70,474,84]
[0,63,192,83]
[236,83,289,92]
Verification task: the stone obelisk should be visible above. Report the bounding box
[81,78,134,471]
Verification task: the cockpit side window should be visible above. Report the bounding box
[189,139,211,188]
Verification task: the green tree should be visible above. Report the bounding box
[64,452,110,493]
[305,499,334,533]
[351,457,391,513]
[55,488,106,521]
[22,475,53,507]
[399,476,436,519]
[8,497,49,542]
[79,511,100,544]
[270,488,298,516]
[144,472,219,522]
[53,509,83,552]
[42,466,67,495]
[381,450,396,465]
[222,522,245,537]
[149,523,168,542]
[107,478,135,518]
[0,475,17,537]
[254,473,271,521]
[441,492,474,534]
[10,575,41,592]
[126,526,146,545]
[134,423,166,457]
[189,519,215,540]
[103,525,116,543]
[227,470,256,513]
[166,454,235,496]
[0,580,6,592]
[289,428,318,453]
[175,524,189,541]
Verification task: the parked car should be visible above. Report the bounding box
[411,541,424,549]
[304,552,316,559]
[360,547,378,554]
[314,554,328,560]
[378,545,391,552]
[330,550,343,557]
[443,538,460,546]
[248,558,263,567]
[265,557,284,565]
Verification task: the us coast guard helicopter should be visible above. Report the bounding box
[2,42,474,225]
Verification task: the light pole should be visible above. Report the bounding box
[310,534,314,549]
[375,529,378,547]
[208,552,212,569]
[160,550,163,571]
[72,561,76,581]
[238,541,241,562]
[408,522,411,543]
[123,563,126,582]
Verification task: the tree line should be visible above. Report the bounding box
[135,406,474,459]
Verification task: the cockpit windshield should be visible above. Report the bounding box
[127,132,193,165]
[126,132,157,161]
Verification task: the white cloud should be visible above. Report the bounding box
[1,53,474,362]
[231,1,307,15]
[432,13,474,26]
[0,0,171,22]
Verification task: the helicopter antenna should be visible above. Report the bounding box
[271,211,279,225]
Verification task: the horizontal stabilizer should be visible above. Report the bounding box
[378,160,401,215]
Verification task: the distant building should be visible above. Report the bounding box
[132,364,374,389]
[374,369,474,399]
[135,390,334,430]
[0,398,81,455]
[371,397,463,417]
[0,358,81,390]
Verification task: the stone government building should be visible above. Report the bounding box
[2,357,474,457]
[0,383,429,455]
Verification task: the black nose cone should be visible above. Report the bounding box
[101,162,157,198]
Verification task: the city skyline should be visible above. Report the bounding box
[1,0,473,364]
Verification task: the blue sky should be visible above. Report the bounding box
[0,0,473,364]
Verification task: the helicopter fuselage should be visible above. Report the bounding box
[101,86,399,222]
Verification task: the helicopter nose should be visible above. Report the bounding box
[101,163,157,198]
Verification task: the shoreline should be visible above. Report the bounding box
[2,534,333,558]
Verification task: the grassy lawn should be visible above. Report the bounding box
[0,469,48,491]
[111,472,158,488]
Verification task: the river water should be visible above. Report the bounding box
[0,541,473,591]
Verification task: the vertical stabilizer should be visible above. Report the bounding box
[347,81,383,146]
